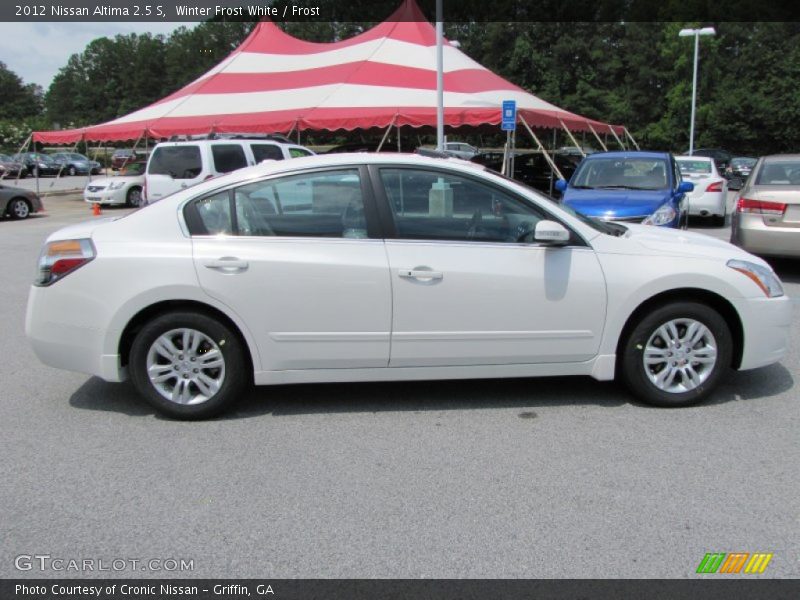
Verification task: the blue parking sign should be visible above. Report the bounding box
[501,100,517,131]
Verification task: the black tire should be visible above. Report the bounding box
[8,198,31,219]
[129,311,250,419]
[711,204,726,227]
[68,165,77,176]
[126,186,143,207]
[620,302,732,407]
[18,168,27,179]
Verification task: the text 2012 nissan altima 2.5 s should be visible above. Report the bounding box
[25,153,791,419]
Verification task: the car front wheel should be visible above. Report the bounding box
[620,302,732,407]
[129,311,249,419]
[8,198,31,219]
[126,186,143,207]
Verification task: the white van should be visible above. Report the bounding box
[144,138,314,203]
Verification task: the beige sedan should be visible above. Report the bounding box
[731,154,800,257]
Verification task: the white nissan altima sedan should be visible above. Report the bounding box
[25,153,791,419]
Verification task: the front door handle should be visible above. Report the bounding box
[203,257,249,273]
[398,268,443,281]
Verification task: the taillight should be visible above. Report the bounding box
[35,239,95,286]
[706,181,723,192]
[736,198,787,216]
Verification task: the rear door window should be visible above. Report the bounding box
[211,144,247,173]
[250,143,284,162]
[148,146,202,179]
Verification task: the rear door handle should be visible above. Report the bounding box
[398,268,443,281]
[203,257,249,273]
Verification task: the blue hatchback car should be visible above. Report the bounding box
[556,151,693,228]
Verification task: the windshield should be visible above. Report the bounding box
[755,160,800,185]
[677,159,712,175]
[572,157,669,190]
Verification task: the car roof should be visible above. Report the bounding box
[584,151,669,160]
[676,155,713,161]
[762,154,800,161]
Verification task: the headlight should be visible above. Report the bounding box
[642,204,677,226]
[38,163,48,168]
[727,259,784,298]
[108,181,126,190]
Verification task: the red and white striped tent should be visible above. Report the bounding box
[33,0,627,145]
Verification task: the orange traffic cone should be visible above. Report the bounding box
[92,202,102,216]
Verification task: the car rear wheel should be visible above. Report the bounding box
[126,186,143,207]
[129,311,249,419]
[8,198,30,219]
[620,302,732,407]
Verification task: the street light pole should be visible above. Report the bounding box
[679,27,715,156]
[436,0,444,151]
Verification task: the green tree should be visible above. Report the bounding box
[0,62,42,120]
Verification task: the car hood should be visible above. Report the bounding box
[564,188,671,218]
[621,223,770,266]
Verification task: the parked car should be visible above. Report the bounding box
[730,154,800,258]
[111,148,142,170]
[83,161,145,207]
[676,155,728,225]
[49,152,102,176]
[145,139,315,203]
[689,148,733,171]
[557,151,693,228]
[725,157,757,191]
[1,183,43,219]
[26,153,790,419]
[324,142,400,154]
[13,152,60,177]
[0,153,27,178]
[443,142,480,160]
[470,151,582,196]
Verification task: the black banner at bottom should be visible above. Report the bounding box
[2,579,800,600]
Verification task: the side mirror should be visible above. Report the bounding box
[534,220,570,245]
[554,179,568,193]
[677,181,694,194]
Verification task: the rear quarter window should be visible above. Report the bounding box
[211,144,248,173]
[251,144,284,162]
[148,146,202,179]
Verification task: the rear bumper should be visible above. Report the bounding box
[686,192,726,216]
[25,285,125,382]
[731,294,792,370]
[732,214,800,257]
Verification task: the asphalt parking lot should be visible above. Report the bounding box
[1,192,798,579]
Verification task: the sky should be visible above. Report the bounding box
[0,22,194,91]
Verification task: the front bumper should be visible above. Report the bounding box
[731,294,792,370]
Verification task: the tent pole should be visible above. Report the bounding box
[587,123,608,151]
[519,116,564,181]
[624,127,640,150]
[608,125,626,149]
[376,116,397,152]
[559,120,585,157]
[549,127,557,195]
[397,123,401,152]
[435,0,444,151]
[12,133,33,184]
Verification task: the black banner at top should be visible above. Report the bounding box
[3,0,800,22]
